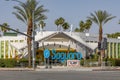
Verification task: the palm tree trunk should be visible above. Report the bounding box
[99,24,103,66]
[99,25,103,42]
[27,18,33,67]
[27,38,32,67]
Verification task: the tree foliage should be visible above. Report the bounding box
[107,32,120,38]
[0,23,9,32]
[13,0,48,67]
[62,22,70,31]
[74,19,92,32]
[55,17,69,31]
[87,10,116,41]
[38,20,46,30]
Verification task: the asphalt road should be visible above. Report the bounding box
[0,71,120,80]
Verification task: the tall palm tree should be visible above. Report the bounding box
[87,10,116,42]
[38,20,46,31]
[79,21,85,32]
[87,10,116,66]
[85,19,92,32]
[55,19,59,31]
[59,17,65,26]
[62,22,70,31]
[74,19,92,33]
[55,17,65,31]
[13,0,48,67]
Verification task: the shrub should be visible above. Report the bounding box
[107,58,120,66]
[0,59,17,67]
[80,59,84,66]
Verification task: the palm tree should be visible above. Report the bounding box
[87,10,116,42]
[59,17,65,26]
[74,19,92,33]
[87,10,116,66]
[38,20,46,31]
[85,19,92,32]
[79,21,85,32]
[12,0,48,67]
[62,22,70,31]
[55,17,65,31]
[55,19,59,31]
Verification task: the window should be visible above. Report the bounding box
[20,40,24,42]
[15,40,18,42]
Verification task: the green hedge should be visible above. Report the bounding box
[1,58,120,67]
[0,59,17,67]
[80,58,120,67]
[0,59,40,68]
[107,58,120,66]
[80,59,98,67]
[0,59,29,67]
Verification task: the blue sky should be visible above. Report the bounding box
[0,0,120,34]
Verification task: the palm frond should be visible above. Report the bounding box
[12,12,27,24]
[35,14,47,22]
[62,22,70,30]
[87,13,99,25]
[88,10,115,27]
[13,6,27,23]
[104,16,116,24]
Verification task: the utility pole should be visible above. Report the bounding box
[32,10,35,70]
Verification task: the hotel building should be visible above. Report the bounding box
[0,31,120,60]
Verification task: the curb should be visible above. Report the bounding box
[0,68,34,71]
[0,67,120,71]
[35,68,93,71]
[93,69,120,71]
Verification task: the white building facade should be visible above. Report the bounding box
[0,31,120,59]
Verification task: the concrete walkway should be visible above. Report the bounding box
[35,66,120,71]
[36,67,93,71]
[0,66,120,71]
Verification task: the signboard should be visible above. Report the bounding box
[44,49,50,58]
[51,49,82,61]
[67,60,80,67]
[43,49,82,62]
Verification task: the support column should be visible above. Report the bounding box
[8,41,10,58]
[0,41,1,59]
[12,47,15,58]
[9,44,12,59]
[118,43,120,58]
[116,43,118,59]
[112,43,114,58]
[108,42,111,58]
[4,40,6,59]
